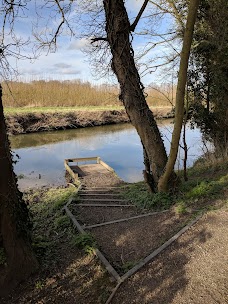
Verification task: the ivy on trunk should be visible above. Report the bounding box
[0,84,38,295]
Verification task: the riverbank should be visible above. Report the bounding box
[1,157,227,304]
[5,106,173,135]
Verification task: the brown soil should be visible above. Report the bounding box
[70,205,146,226]
[0,236,113,304]
[90,211,189,273]
[1,183,227,304]
[6,108,173,135]
[71,181,190,274]
[111,210,228,304]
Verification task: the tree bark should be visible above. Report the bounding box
[103,0,172,189]
[0,84,38,295]
[158,0,200,192]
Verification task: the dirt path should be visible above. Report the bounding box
[68,175,228,304]
[110,210,228,304]
[69,169,195,279]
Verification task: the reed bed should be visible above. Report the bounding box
[2,80,175,108]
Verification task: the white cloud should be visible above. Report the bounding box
[68,38,90,51]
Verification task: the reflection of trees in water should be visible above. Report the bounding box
[10,120,173,150]
[10,123,134,150]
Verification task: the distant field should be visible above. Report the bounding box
[4,105,172,116]
[2,80,175,108]
[4,106,124,115]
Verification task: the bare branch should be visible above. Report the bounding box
[130,0,149,32]
[148,85,174,107]
[91,37,108,43]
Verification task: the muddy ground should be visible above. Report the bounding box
[6,108,173,135]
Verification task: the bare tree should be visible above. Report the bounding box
[102,0,176,191]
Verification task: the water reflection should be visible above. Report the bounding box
[9,121,205,189]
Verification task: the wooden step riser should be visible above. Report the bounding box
[79,199,129,203]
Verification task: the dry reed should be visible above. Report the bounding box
[2,80,175,108]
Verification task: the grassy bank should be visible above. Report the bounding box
[4,105,124,115]
[1,186,113,304]
[122,156,228,213]
[2,80,174,108]
[5,107,173,135]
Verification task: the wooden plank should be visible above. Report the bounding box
[99,160,115,172]
[120,214,203,282]
[69,165,86,177]
[64,162,79,183]
[79,189,121,193]
[64,205,121,282]
[79,193,122,197]
[79,199,129,202]
[82,186,122,190]
[85,210,169,229]
[105,214,203,304]
[64,206,85,234]
[76,204,135,207]
[66,157,99,163]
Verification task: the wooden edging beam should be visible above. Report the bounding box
[80,199,128,202]
[99,160,115,172]
[76,204,135,207]
[105,213,203,304]
[64,205,121,283]
[64,192,203,304]
[85,210,169,229]
[66,157,99,163]
[79,193,122,197]
[81,186,122,190]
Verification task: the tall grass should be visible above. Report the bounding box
[2,80,175,108]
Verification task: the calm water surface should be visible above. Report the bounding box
[10,121,205,189]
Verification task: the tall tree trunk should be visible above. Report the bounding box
[0,84,38,295]
[158,0,200,192]
[103,0,173,189]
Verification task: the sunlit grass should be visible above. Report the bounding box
[121,182,173,210]
[4,105,124,115]
[122,156,228,213]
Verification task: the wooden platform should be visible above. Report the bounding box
[64,156,120,187]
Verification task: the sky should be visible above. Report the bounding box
[1,0,178,85]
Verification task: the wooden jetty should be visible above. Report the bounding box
[64,156,119,186]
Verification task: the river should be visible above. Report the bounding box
[10,120,206,189]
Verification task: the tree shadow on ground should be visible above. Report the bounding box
[111,216,214,304]
[0,236,114,304]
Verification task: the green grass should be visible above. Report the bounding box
[174,157,228,212]
[25,187,76,217]
[24,187,78,264]
[71,233,97,254]
[122,157,228,213]
[54,215,71,230]
[4,106,124,115]
[121,182,173,210]
[4,105,170,115]
[179,159,228,200]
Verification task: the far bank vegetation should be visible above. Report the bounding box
[2,80,175,108]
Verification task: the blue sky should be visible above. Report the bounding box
[1,0,178,85]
